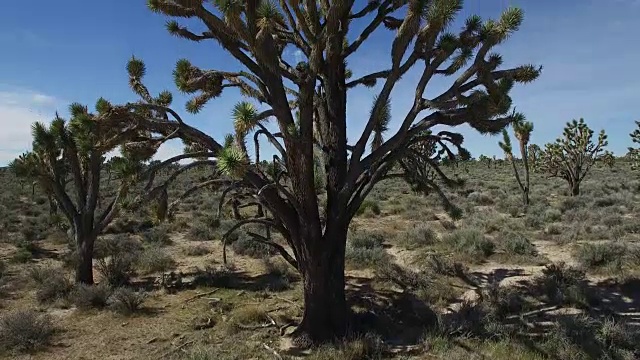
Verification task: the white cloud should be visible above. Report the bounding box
[0,88,60,165]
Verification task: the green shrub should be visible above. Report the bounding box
[349,231,385,249]
[70,283,112,309]
[141,225,172,246]
[95,235,142,286]
[183,244,210,256]
[399,224,437,249]
[443,228,495,260]
[356,200,381,216]
[109,287,146,315]
[29,266,73,303]
[534,262,594,307]
[138,247,177,274]
[230,236,274,258]
[575,242,626,270]
[544,209,562,222]
[346,246,390,269]
[188,222,214,241]
[499,232,538,256]
[0,310,55,352]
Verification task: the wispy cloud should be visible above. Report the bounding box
[0,87,60,165]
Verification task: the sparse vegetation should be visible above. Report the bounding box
[0,1,637,359]
[0,310,55,353]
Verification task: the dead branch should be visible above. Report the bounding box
[184,289,218,303]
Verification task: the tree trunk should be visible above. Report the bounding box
[571,182,580,196]
[523,190,529,206]
[75,231,96,285]
[292,232,348,345]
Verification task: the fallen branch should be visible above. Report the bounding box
[237,315,277,330]
[262,342,283,360]
[185,289,218,303]
[273,295,302,309]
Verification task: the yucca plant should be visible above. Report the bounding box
[9,99,159,284]
[540,118,608,196]
[499,118,533,206]
[109,0,540,343]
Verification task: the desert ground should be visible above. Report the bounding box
[0,158,638,360]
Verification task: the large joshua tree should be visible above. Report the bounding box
[540,118,608,196]
[109,0,540,342]
[498,119,533,206]
[9,101,163,284]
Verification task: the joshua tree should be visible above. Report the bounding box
[110,0,540,343]
[527,143,541,170]
[478,154,491,169]
[540,118,607,196]
[599,151,615,168]
[9,101,159,284]
[498,119,533,206]
[629,120,640,169]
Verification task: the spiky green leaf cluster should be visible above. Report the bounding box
[217,144,249,178]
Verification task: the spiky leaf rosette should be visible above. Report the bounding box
[217,145,249,178]
[498,128,513,159]
[370,95,391,151]
[232,101,260,142]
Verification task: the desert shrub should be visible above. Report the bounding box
[498,231,538,256]
[29,266,73,303]
[183,244,210,256]
[534,262,595,307]
[70,283,112,309]
[423,253,464,276]
[440,219,456,230]
[231,233,278,259]
[308,333,386,360]
[349,231,386,249]
[0,310,55,352]
[95,235,142,286]
[544,208,562,222]
[601,214,623,228]
[399,224,437,249]
[467,192,494,205]
[192,265,234,288]
[141,225,172,246]
[263,257,299,283]
[480,283,526,320]
[559,196,587,212]
[542,315,640,360]
[545,223,564,235]
[524,205,545,229]
[575,242,626,270]
[346,245,390,269]
[109,287,146,315]
[346,231,390,269]
[225,306,271,334]
[443,228,495,261]
[188,222,214,241]
[437,300,508,339]
[138,247,177,274]
[356,199,381,217]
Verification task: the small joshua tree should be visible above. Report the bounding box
[540,118,608,196]
[478,154,492,169]
[599,151,615,168]
[527,143,541,171]
[628,120,640,169]
[498,118,533,206]
[10,100,159,284]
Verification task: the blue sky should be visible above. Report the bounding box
[0,0,638,165]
